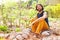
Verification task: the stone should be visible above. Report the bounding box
[4,34,10,39]
[0,33,4,37]
[13,38,17,40]
[42,31,50,36]
[22,33,28,39]
[16,34,23,40]
[57,36,60,40]
[22,28,31,35]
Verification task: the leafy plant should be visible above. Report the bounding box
[44,4,60,18]
[0,25,8,32]
[15,28,21,32]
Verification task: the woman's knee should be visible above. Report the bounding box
[39,18,45,22]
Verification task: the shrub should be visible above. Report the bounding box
[44,4,60,18]
[15,28,21,32]
[0,25,8,32]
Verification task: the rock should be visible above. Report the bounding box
[42,36,53,40]
[0,33,4,37]
[42,37,48,40]
[50,27,60,35]
[53,37,58,40]
[13,38,17,40]
[22,28,31,35]
[8,32,17,40]
[16,32,22,35]
[22,33,28,39]
[4,34,10,39]
[47,37,53,40]
[33,38,41,40]
[57,36,60,40]
[27,38,33,40]
[16,35,23,40]
[42,35,60,40]
[42,31,50,36]
[9,35,15,40]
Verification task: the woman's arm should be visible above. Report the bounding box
[41,11,48,19]
[30,16,37,22]
[29,11,48,26]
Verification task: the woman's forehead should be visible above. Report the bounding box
[37,5,42,8]
[37,5,42,7]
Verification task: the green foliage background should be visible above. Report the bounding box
[0,0,60,32]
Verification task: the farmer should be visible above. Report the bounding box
[30,4,50,35]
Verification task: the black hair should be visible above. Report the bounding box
[36,4,44,11]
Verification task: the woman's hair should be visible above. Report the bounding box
[36,4,44,11]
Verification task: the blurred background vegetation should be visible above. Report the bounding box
[0,0,60,33]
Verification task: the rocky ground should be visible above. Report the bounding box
[0,20,60,40]
[3,28,60,40]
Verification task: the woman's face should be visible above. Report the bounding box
[36,5,42,12]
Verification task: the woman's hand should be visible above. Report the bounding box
[29,23,34,27]
[29,18,41,27]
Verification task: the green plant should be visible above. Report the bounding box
[44,4,60,18]
[15,28,21,32]
[0,25,8,32]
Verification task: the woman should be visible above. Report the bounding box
[30,4,49,35]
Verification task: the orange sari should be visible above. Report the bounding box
[30,18,49,34]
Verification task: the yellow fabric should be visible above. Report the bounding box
[30,18,49,34]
